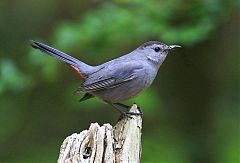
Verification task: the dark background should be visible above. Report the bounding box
[0,0,239,162]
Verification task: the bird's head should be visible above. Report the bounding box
[136,41,181,65]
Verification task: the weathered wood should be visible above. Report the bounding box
[57,104,142,163]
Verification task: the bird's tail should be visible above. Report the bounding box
[30,40,95,76]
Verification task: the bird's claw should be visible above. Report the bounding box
[120,111,143,119]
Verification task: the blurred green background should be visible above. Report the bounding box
[0,0,239,162]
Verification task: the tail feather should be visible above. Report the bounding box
[30,40,79,67]
[30,40,95,75]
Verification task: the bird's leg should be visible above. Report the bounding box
[115,103,143,117]
[108,103,132,118]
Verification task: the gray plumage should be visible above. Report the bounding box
[31,40,180,113]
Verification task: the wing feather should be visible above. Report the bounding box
[74,62,142,93]
[75,75,134,93]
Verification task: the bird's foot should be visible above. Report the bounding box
[126,111,143,116]
[120,110,143,119]
[119,112,133,119]
[119,111,142,119]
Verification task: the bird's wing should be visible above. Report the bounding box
[75,62,142,93]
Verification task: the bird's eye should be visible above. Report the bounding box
[154,47,161,52]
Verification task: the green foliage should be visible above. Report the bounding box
[53,0,233,51]
[0,59,29,94]
[28,48,60,82]
[142,135,189,163]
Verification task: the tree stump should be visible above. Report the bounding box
[57,104,142,163]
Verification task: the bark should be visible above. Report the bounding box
[57,104,142,163]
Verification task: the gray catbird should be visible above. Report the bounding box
[30,40,180,116]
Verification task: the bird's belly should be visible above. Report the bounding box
[92,76,153,103]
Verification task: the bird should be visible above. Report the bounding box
[30,40,180,117]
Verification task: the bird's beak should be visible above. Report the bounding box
[167,45,181,50]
